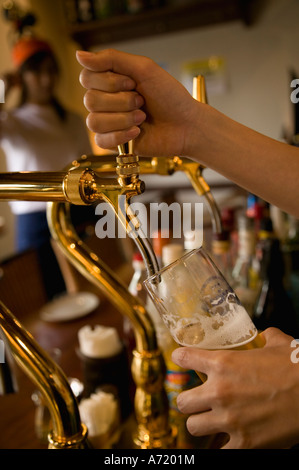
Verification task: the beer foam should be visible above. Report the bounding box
[171,302,257,350]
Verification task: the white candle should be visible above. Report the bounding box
[78,325,122,358]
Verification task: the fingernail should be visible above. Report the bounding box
[76,50,95,59]
[134,109,146,124]
[127,126,141,139]
[123,78,136,90]
[135,94,144,108]
[176,393,183,409]
[171,348,181,363]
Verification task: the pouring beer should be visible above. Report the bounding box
[144,247,265,379]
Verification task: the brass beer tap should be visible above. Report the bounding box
[0,141,176,449]
[47,139,175,449]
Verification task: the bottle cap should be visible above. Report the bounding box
[132,251,143,261]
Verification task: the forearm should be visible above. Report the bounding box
[191,104,299,217]
[76,49,299,217]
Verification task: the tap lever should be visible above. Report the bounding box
[118,141,134,156]
[193,75,208,104]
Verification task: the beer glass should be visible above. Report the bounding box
[144,247,264,359]
[144,247,264,448]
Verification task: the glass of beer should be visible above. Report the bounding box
[144,247,264,448]
[144,247,264,359]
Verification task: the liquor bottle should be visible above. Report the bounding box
[211,231,234,285]
[246,194,268,234]
[93,0,121,19]
[152,229,171,268]
[123,251,147,354]
[221,207,238,265]
[128,251,147,303]
[231,214,260,317]
[283,215,299,324]
[147,243,185,362]
[76,0,95,22]
[269,205,288,241]
[125,0,146,14]
[63,0,79,23]
[252,217,299,337]
[156,243,201,448]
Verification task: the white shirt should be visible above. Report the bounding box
[0,103,92,214]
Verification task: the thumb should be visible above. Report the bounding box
[172,346,212,375]
[76,49,149,80]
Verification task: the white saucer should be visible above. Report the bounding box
[40,291,100,322]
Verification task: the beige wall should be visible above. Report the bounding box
[29,0,87,116]
[1,0,299,259]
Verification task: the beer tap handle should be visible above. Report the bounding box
[117,140,140,179]
[193,75,208,104]
[118,141,134,156]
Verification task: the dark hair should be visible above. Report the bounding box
[19,50,67,121]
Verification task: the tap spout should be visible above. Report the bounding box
[0,301,88,448]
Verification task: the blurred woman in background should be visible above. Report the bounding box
[0,36,92,297]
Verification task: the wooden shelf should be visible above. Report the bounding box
[67,0,266,49]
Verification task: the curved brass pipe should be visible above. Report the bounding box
[47,202,175,448]
[0,301,88,449]
[48,202,156,352]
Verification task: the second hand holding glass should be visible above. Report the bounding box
[144,247,265,383]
